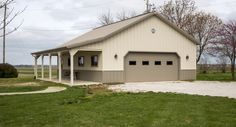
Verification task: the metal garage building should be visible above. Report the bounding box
[32,12,199,85]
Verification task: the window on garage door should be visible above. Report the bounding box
[129,61,136,65]
[142,61,149,65]
[155,61,161,65]
[167,61,173,65]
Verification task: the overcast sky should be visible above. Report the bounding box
[0,0,236,65]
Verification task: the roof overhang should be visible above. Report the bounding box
[31,47,68,56]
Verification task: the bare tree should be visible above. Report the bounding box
[209,21,236,80]
[199,55,210,74]
[0,0,25,63]
[188,12,222,63]
[116,10,128,21]
[216,55,229,73]
[116,10,137,21]
[158,0,222,63]
[158,0,196,30]
[98,10,137,26]
[98,10,114,25]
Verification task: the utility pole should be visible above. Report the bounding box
[144,0,155,13]
[3,3,7,63]
[146,0,149,12]
[144,0,151,13]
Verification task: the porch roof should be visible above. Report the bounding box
[31,46,102,56]
[31,46,68,56]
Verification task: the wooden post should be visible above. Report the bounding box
[70,53,74,85]
[58,52,62,82]
[69,49,79,86]
[34,56,39,79]
[49,53,52,80]
[41,55,44,79]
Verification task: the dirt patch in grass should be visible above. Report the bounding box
[80,84,112,96]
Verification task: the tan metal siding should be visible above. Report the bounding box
[179,70,196,80]
[77,70,103,82]
[102,71,124,83]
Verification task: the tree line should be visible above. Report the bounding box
[98,0,236,80]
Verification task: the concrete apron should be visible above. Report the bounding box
[38,78,102,86]
[109,81,236,99]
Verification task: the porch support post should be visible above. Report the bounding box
[34,55,39,79]
[70,53,74,85]
[41,55,44,79]
[49,53,52,81]
[58,52,62,82]
[69,49,79,86]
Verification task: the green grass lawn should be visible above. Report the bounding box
[0,77,35,85]
[0,86,47,93]
[0,77,63,93]
[0,67,235,126]
[0,77,236,126]
[197,72,236,81]
[0,67,58,93]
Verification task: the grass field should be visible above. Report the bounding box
[0,67,236,126]
[0,66,59,93]
[0,77,236,126]
[16,67,58,78]
[197,72,236,81]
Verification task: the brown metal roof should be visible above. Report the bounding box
[63,12,200,48]
[32,12,200,55]
[62,13,155,48]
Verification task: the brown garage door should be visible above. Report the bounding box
[125,52,179,82]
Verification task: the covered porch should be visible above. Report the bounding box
[32,47,103,86]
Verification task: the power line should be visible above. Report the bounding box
[24,2,112,12]
[21,26,94,31]
[198,1,236,8]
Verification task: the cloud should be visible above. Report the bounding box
[0,29,71,64]
[1,0,235,65]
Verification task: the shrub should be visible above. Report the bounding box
[0,63,18,78]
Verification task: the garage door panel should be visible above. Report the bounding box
[125,52,179,82]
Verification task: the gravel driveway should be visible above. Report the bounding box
[109,81,236,99]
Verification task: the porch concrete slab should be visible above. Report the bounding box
[38,78,102,86]
[109,81,236,99]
